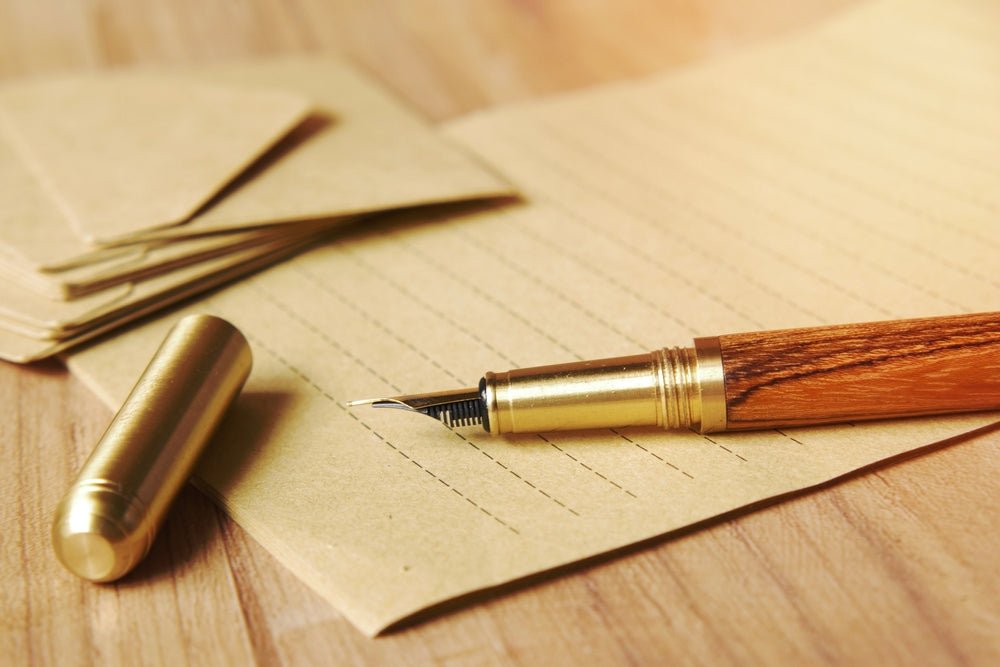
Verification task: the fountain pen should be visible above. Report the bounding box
[349,312,1000,434]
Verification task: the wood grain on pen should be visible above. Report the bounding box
[720,312,1000,429]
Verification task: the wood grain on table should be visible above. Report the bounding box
[4,1,1000,664]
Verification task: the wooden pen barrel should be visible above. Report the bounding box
[717,312,1000,430]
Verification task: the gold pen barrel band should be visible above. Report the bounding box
[692,336,727,432]
[482,338,727,434]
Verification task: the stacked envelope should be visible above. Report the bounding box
[0,58,511,363]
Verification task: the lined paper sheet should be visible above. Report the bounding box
[67,0,1000,635]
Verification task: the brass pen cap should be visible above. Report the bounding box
[52,314,252,582]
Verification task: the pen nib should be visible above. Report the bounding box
[347,387,486,429]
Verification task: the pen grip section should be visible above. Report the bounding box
[484,348,703,434]
[718,311,1000,430]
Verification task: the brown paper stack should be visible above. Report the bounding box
[0,58,512,362]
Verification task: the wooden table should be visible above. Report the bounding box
[4,1,1000,663]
